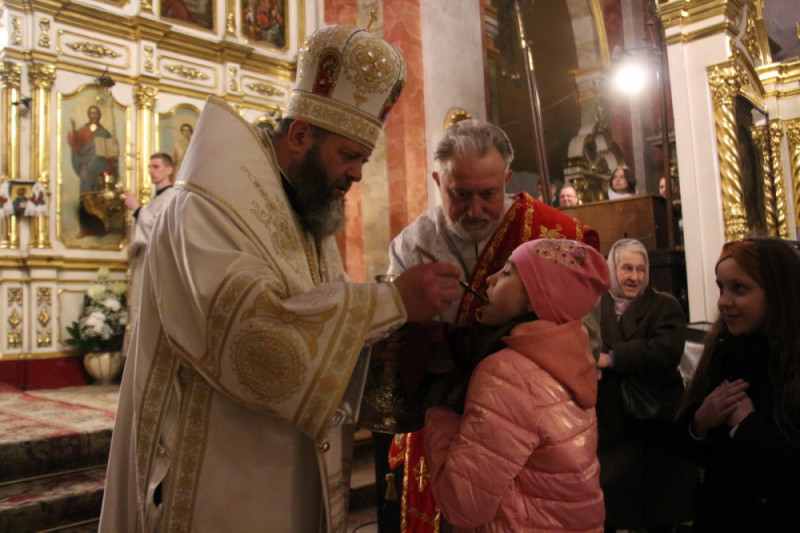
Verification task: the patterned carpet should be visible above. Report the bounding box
[0,383,379,532]
[0,383,118,531]
[26,386,119,413]
[0,385,117,484]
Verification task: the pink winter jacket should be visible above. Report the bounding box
[424,319,604,532]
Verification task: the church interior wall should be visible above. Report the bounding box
[663,0,800,324]
[0,0,310,387]
[664,27,731,324]
[420,0,487,210]
[1,0,799,389]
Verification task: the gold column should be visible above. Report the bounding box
[769,120,789,239]
[750,124,777,236]
[133,85,158,204]
[29,63,57,249]
[708,64,749,242]
[1,61,23,249]
[786,119,800,233]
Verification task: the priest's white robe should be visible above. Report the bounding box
[124,186,177,357]
[99,97,406,533]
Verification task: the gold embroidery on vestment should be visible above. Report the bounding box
[539,223,566,239]
[135,330,179,531]
[295,283,377,439]
[232,328,307,401]
[163,369,213,531]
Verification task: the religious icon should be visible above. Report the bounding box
[58,85,128,249]
[241,0,286,48]
[158,104,200,180]
[10,184,31,217]
[0,180,47,218]
[161,0,215,30]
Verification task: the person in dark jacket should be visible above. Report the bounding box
[595,238,697,532]
[676,238,800,532]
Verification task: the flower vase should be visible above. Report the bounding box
[83,351,124,385]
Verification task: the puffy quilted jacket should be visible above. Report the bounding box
[424,319,604,532]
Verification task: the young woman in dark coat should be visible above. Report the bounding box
[595,239,698,532]
[676,238,800,532]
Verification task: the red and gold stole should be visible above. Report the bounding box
[388,191,598,532]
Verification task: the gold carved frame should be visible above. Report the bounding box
[705,0,790,242]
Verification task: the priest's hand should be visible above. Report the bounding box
[124,191,141,211]
[394,262,461,322]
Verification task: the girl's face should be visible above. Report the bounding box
[612,170,628,193]
[716,257,767,336]
[480,260,531,326]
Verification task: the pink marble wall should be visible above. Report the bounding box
[384,0,427,237]
[325,0,365,280]
[324,0,359,26]
[324,0,428,281]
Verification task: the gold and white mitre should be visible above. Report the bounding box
[284,24,406,150]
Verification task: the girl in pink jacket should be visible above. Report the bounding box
[425,239,610,532]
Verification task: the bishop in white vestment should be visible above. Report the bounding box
[100,26,461,533]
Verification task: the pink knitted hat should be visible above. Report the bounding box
[510,239,610,324]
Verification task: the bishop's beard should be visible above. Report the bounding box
[288,144,346,240]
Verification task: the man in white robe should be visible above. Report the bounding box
[99,25,461,533]
[122,153,177,357]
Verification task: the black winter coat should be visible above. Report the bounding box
[676,334,800,532]
[596,287,698,529]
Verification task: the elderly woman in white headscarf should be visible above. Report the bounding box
[595,238,697,533]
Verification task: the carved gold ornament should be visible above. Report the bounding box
[144,46,154,73]
[37,299,52,348]
[8,308,22,349]
[37,330,52,348]
[229,66,238,92]
[38,307,50,327]
[12,17,22,45]
[65,41,121,59]
[37,287,52,306]
[246,82,284,97]
[786,119,800,232]
[133,85,158,109]
[165,64,210,81]
[38,18,51,48]
[1,61,22,89]
[8,288,22,306]
[28,63,56,91]
[742,13,759,64]
[226,8,235,35]
[36,287,53,347]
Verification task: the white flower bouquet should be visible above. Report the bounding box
[66,267,129,354]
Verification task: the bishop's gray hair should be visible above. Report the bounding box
[433,119,514,171]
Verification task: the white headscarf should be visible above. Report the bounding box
[606,238,649,319]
